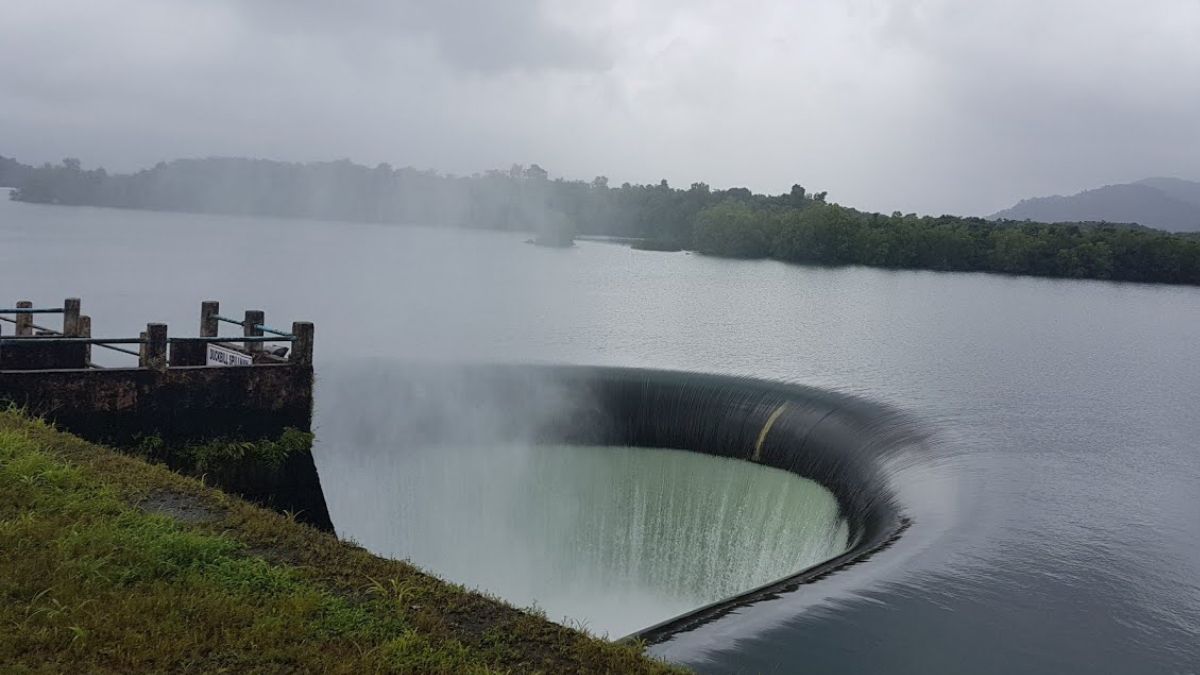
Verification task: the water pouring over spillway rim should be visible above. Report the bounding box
[329,362,918,643]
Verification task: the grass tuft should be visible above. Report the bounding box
[134,427,313,471]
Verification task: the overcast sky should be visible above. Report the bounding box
[2,0,1198,215]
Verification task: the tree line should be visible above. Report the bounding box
[6,154,1199,285]
[694,200,1200,284]
[3,155,737,243]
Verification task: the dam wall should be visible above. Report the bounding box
[0,298,330,530]
[0,364,313,443]
[0,364,330,529]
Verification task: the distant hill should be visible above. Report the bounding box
[991,178,1200,232]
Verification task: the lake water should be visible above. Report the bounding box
[2,194,1198,673]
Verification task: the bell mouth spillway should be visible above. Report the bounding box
[314,362,911,641]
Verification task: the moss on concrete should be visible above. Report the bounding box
[0,409,682,674]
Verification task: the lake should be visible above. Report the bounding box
[2,194,1198,673]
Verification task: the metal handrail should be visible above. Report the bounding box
[0,307,64,314]
[0,337,144,345]
[212,314,294,338]
[215,315,293,336]
[0,335,293,345]
[0,336,143,358]
[0,318,142,357]
[0,316,59,333]
[96,344,141,357]
[254,324,294,338]
[170,335,295,343]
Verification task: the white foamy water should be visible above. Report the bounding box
[321,441,848,637]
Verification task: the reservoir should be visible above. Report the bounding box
[1,194,1198,673]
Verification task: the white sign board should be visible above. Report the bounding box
[206,343,253,367]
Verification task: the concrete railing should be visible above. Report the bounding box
[0,298,312,371]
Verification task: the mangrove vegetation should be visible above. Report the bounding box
[6,154,1200,285]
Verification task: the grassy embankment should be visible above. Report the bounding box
[0,409,681,674]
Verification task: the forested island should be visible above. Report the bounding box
[5,154,1200,285]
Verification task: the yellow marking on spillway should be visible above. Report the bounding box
[752,403,789,462]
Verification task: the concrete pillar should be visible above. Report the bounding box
[244,309,264,355]
[200,301,219,337]
[63,298,81,337]
[291,321,313,367]
[145,323,168,371]
[15,301,32,336]
[79,315,92,365]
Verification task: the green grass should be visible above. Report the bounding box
[0,410,683,674]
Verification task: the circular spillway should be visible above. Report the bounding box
[322,442,849,637]
[315,361,910,640]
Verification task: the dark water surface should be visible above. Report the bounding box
[2,196,1198,673]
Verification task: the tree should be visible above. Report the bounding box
[789,184,807,207]
[693,200,773,258]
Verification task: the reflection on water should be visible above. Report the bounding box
[320,442,848,637]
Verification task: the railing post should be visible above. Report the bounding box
[63,297,81,337]
[244,309,264,356]
[79,315,92,365]
[15,301,32,336]
[291,321,313,367]
[145,323,168,371]
[200,300,219,337]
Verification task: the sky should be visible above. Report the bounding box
[2,0,1198,216]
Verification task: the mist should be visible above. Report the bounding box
[5,2,1200,671]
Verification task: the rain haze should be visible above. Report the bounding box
[3,0,1199,215]
[4,2,1200,674]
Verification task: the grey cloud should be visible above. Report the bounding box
[234,0,612,73]
[0,0,1197,217]
[870,0,1200,213]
